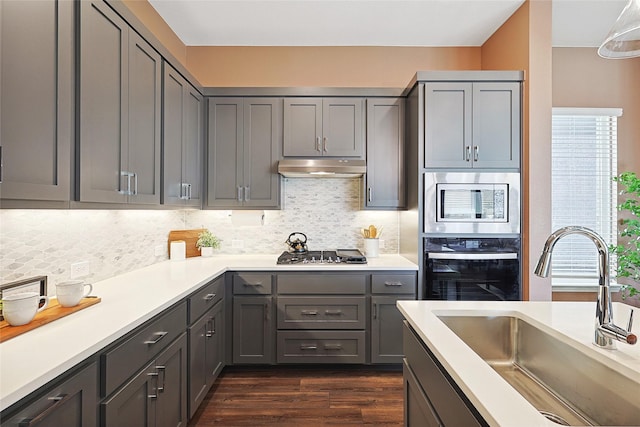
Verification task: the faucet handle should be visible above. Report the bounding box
[627,309,637,345]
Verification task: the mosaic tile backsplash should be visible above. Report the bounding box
[1,179,399,293]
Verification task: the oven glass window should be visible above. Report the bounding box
[438,184,507,222]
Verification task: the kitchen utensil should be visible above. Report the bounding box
[369,225,377,238]
[2,292,49,326]
[285,232,308,253]
[56,280,93,308]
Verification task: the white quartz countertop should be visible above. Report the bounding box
[0,254,416,411]
[397,300,640,427]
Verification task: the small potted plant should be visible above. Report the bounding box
[196,229,221,257]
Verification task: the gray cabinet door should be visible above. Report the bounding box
[162,63,203,207]
[283,98,322,156]
[0,0,73,202]
[207,98,243,208]
[424,82,473,169]
[322,98,364,157]
[78,0,128,203]
[232,296,273,364]
[1,362,98,427]
[188,300,224,418]
[242,98,281,208]
[207,98,281,208]
[126,31,161,205]
[102,362,156,427]
[472,82,520,169]
[371,296,413,364]
[155,334,188,427]
[403,360,442,427]
[365,98,405,209]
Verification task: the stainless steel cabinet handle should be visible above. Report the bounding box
[147,372,159,399]
[323,137,328,153]
[144,331,168,345]
[155,365,166,392]
[244,186,250,202]
[324,344,343,351]
[384,281,403,287]
[119,171,135,195]
[243,282,263,286]
[206,319,214,337]
[301,310,318,315]
[204,293,216,301]
[265,302,270,321]
[237,186,243,202]
[180,183,190,200]
[300,344,318,350]
[316,136,321,152]
[212,316,216,335]
[132,173,138,195]
[367,187,372,203]
[373,303,378,319]
[187,183,192,200]
[465,146,471,162]
[18,394,70,426]
[324,310,343,315]
[474,145,479,161]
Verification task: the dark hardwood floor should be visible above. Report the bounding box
[188,366,404,426]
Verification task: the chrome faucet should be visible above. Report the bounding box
[534,226,637,349]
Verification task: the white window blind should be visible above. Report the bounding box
[551,108,621,289]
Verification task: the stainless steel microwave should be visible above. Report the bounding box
[424,172,521,235]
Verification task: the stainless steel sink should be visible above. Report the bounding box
[438,315,640,426]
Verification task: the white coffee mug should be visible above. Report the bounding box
[56,280,93,308]
[2,292,49,326]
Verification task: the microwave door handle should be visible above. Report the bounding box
[428,252,518,260]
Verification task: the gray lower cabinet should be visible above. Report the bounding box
[371,273,417,364]
[403,322,487,427]
[207,98,281,208]
[1,361,98,427]
[78,0,162,204]
[365,98,405,209]
[232,273,275,364]
[424,81,520,169]
[0,0,73,204]
[102,333,188,427]
[187,277,225,418]
[283,98,364,157]
[163,63,203,207]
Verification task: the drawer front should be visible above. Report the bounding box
[189,275,224,324]
[233,273,273,295]
[277,273,366,294]
[277,331,366,364]
[277,296,366,329]
[102,302,187,397]
[371,273,416,294]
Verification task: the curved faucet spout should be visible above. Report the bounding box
[534,226,636,349]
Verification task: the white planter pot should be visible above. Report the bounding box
[200,247,214,257]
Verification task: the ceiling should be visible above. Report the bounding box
[148,0,628,48]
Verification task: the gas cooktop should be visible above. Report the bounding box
[277,249,367,265]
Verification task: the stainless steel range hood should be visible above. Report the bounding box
[277,159,366,178]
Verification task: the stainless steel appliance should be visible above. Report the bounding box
[285,232,308,253]
[424,172,520,235]
[424,237,521,300]
[277,249,367,265]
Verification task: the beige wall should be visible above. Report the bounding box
[481,0,553,301]
[552,48,640,175]
[186,46,481,88]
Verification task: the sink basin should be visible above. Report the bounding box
[438,315,640,426]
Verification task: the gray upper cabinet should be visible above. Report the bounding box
[207,98,281,209]
[162,63,203,207]
[0,0,73,203]
[365,98,405,209]
[424,81,520,169]
[78,0,161,204]
[283,98,364,158]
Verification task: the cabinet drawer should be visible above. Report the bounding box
[277,296,366,329]
[189,276,224,323]
[277,273,366,294]
[233,273,273,294]
[277,331,366,364]
[371,274,416,294]
[102,302,187,397]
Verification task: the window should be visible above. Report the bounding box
[551,108,621,290]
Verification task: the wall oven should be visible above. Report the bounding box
[424,172,520,235]
[424,237,521,301]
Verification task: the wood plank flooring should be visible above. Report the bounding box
[188,366,404,426]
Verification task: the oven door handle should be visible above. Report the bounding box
[428,252,518,260]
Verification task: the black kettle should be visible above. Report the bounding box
[285,232,308,253]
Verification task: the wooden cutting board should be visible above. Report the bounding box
[168,229,205,258]
[0,297,101,343]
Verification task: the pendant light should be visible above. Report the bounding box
[598,0,640,59]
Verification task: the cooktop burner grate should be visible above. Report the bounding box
[277,250,366,265]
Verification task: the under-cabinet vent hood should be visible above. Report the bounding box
[277,159,366,178]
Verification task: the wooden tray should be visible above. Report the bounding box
[0,297,101,343]
[168,229,205,258]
